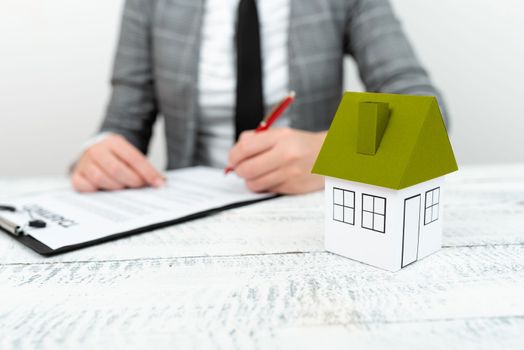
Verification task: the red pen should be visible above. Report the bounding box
[225,91,296,174]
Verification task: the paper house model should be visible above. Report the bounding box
[312,92,458,271]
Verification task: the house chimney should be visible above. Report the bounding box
[357,101,390,155]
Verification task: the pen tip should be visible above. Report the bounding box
[289,91,296,98]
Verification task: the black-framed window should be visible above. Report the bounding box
[424,187,440,225]
[361,194,386,233]
[333,187,355,225]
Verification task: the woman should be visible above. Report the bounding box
[71,0,445,194]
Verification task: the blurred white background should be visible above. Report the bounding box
[0,0,523,176]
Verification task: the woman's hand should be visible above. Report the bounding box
[71,134,164,192]
[227,128,326,194]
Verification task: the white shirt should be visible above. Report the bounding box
[196,0,290,167]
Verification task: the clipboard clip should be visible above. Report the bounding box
[0,205,47,236]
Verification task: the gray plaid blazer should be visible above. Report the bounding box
[100,0,447,170]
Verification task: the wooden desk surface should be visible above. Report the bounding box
[1,164,523,349]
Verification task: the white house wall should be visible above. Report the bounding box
[325,176,445,272]
[396,177,444,261]
[325,177,404,271]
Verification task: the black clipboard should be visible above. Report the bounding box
[0,195,277,256]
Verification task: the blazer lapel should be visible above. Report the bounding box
[153,0,204,107]
[288,0,325,129]
[287,0,344,131]
[152,0,205,165]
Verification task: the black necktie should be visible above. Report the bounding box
[235,0,264,141]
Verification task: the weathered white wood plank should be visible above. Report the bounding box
[0,245,522,349]
[1,164,524,263]
[257,317,524,350]
[0,164,523,349]
[0,177,67,197]
[444,182,524,247]
[2,317,522,350]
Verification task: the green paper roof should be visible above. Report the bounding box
[312,92,458,190]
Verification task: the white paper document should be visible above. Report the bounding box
[0,167,273,250]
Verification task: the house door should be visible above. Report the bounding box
[402,195,421,267]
